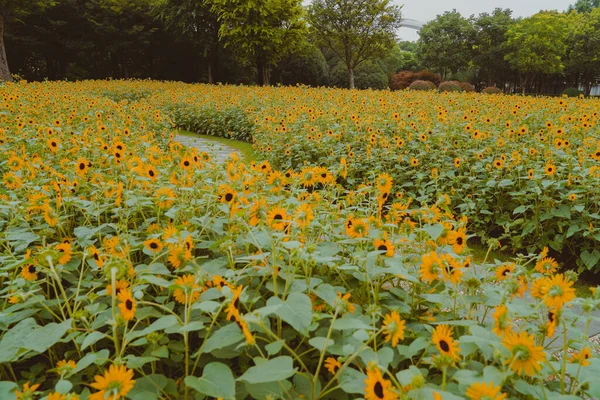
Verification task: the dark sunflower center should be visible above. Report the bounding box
[184,160,190,166]
[28,265,36,273]
[93,253,100,260]
[225,193,233,202]
[79,163,85,170]
[274,214,283,220]
[125,299,133,310]
[150,242,159,249]
[233,298,239,308]
[374,381,384,399]
[548,311,555,323]
[439,340,450,352]
[502,268,510,276]
[456,237,463,245]
[321,173,327,178]
[378,245,388,252]
[51,141,57,147]
[149,170,155,177]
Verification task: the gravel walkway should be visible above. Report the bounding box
[173,134,240,164]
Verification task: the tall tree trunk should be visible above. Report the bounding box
[257,59,264,86]
[208,62,213,84]
[348,67,355,89]
[0,15,13,82]
[262,67,269,86]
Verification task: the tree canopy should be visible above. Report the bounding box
[307,0,402,89]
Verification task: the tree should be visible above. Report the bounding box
[417,10,474,80]
[307,0,402,89]
[0,0,54,81]
[568,0,600,13]
[154,0,221,83]
[211,0,306,85]
[564,8,600,95]
[504,12,568,94]
[471,8,514,87]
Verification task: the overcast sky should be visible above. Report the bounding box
[397,0,574,41]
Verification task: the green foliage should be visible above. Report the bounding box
[504,12,568,91]
[210,0,306,84]
[561,87,584,97]
[417,10,474,80]
[329,60,389,89]
[308,0,401,88]
[2,80,600,400]
[564,8,600,95]
[568,0,600,13]
[471,8,514,87]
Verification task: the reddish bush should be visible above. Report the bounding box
[409,80,437,91]
[458,82,475,92]
[416,70,441,86]
[390,71,417,91]
[390,70,441,91]
[482,86,503,94]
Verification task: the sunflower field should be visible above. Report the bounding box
[1,80,600,400]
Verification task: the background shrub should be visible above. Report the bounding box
[482,86,503,94]
[458,82,475,92]
[409,80,436,91]
[561,87,584,97]
[390,70,441,90]
[438,80,462,92]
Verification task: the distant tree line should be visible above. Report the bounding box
[1,0,599,94]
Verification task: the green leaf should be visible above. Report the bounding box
[237,356,296,384]
[126,355,159,369]
[24,319,72,353]
[339,367,366,394]
[308,337,334,350]
[581,250,600,270]
[513,205,528,214]
[423,223,444,240]
[0,318,39,363]
[128,374,169,400]
[55,380,72,394]
[203,323,243,353]
[126,315,179,341]
[396,366,423,387]
[185,362,236,399]
[81,331,106,350]
[266,292,313,335]
[0,382,17,400]
[333,317,376,331]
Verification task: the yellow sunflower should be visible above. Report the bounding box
[502,330,546,376]
[173,274,201,304]
[324,357,341,374]
[374,238,394,257]
[20,264,39,281]
[364,362,398,400]
[465,381,507,400]
[432,324,460,361]
[569,347,592,366]
[117,289,136,321]
[534,257,558,275]
[419,251,441,284]
[382,310,406,346]
[542,274,575,310]
[266,206,290,231]
[89,364,135,400]
[495,263,515,281]
[144,238,163,253]
[492,304,511,337]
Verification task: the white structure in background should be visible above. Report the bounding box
[400,18,425,31]
[579,85,600,96]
